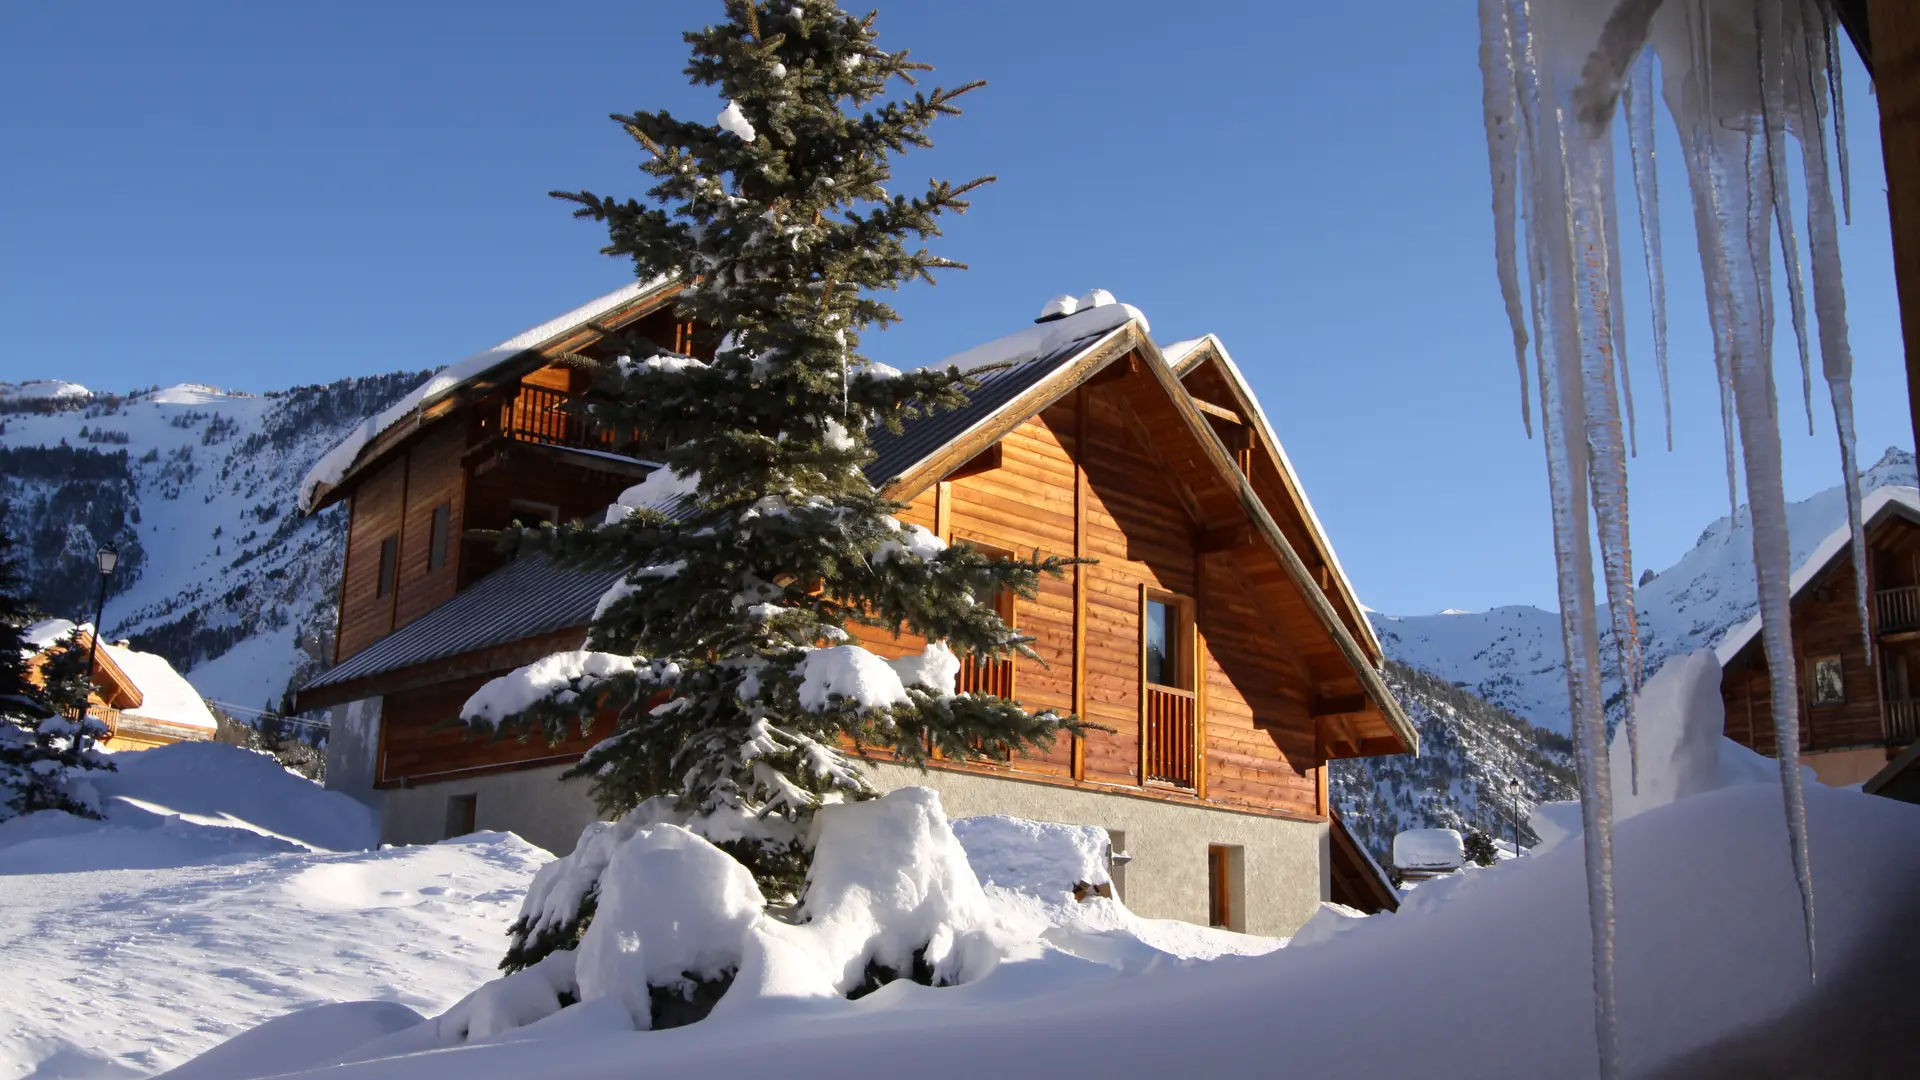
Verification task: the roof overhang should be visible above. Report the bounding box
[304,278,685,513]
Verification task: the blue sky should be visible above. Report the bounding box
[0,1,1903,618]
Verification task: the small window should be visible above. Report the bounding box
[428,503,452,571]
[1208,844,1243,931]
[445,793,477,839]
[1810,655,1845,707]
[1145,598,1179,687]
[1106,829,1130,902]
[376,536,398,598]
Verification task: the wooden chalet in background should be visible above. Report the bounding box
[295,280,1416,936]
[25,622,218,750]
[1718,487,1920,787]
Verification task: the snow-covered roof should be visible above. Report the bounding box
[95,639,219,732]
[1162,333,1384,660]
[1713,485,1920,666]
[298,277,677,513]
[23,618,77,653]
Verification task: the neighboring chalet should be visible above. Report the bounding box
[1716,486,1920,787]
[24,620,218,750]
[293,280,1416,937]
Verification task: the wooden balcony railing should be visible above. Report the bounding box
[958,653,1014,699]
[1876,586,1920,634]
[1144,684,1197,789]
[498,385,634,455]
[1888,699,1920,742]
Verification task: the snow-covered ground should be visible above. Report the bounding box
[0,744,548,1079]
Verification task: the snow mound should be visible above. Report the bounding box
[0,742,376,871]
[575,824,763,1026]
[158,1001,426,1080]
[1286,901,1371,949]
[951,814,1110,903]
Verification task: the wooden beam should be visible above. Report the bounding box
[934,481,953,544]
[1188,397,1243,425]
[1072,386,1089,782]
[1312,696,1370,719]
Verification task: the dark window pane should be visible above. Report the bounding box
[428,504,451,571]
[377,536,397,598]
[1146,600,1176,687]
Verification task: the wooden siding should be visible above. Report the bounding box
[460,446,636,588]
[377,671,603,787]
[336,455,409,661]
[393,423,466,630]
[849,392,1324,819]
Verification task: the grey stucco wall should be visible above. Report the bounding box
[325,698,385,814]
[379,761,602,857]
[350,710,1326,936]
[867,763,1328,938]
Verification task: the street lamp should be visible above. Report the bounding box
[72,544,118,757]
[1508,775,1523,860]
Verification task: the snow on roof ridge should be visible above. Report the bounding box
[299,277,672,512]
[1713,485,1920,666]
[921,301,1146,377]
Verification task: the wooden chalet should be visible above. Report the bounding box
[295,282,1416,936]
[25,622,218,750]
[1717,486,1920,787]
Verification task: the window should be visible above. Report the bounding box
[376,536,398,598]
[1141,590,1198,788]
[445,794,477,839]
[1810,655,1845,706]
[956,542,1016,703]
[1207,845,1243,931]
[428,503,452,571]
[1144,595,1175,680]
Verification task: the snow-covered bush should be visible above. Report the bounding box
[488,787,1009,1036]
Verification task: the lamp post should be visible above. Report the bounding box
[72,544,118,757]
[1508,775,1522,860]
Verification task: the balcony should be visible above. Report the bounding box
[1889,700,1920,742]
[494,384,637,456]
[1144,684,1197,789]
[1877,586,1920,635]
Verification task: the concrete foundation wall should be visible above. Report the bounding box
[348,731,1327,936]
[1808,746,1891,788]
[867,763,1328,938]
[379,761,602,856]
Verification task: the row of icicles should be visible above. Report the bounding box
[1478,0,1859,1076]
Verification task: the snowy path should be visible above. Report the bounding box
[0,835,547,1079]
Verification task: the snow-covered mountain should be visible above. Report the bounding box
[1331,660,1578,863]
[1373,447,1919,734]
[0,374,428,716]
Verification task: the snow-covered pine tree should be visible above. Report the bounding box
[0,502,112,821]
[470,0,1080,967]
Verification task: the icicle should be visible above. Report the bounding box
[1795,0,1870,660]
[1624,51,1673,450]
[1601,148,1639,458]
[1507,0,1620,1070]
[1821,6,1851,225]
[1757,3,1816,437]
[1480,0,1532,437]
